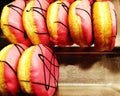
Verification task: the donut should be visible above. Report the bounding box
[0,43,28,96]
[92,0,117,51]
[47,0,73,46]
[23,0,52,46]
[18,44,59,96]
[1,0,31,47]
[68,0,93,47]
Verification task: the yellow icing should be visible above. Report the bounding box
[46,1,59,39]
[23,1,40,45]
[93,2,112,50]
[0,44,13,94]
[68,1,83,46]
[18,46,35,94]
[1,3,17,43]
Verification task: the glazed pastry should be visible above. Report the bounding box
[92,0,117,51]
[23,0,52,46]
[18,44,59,96]
[0,44,28,96]
[68,0,93,47]
[47,0,73,46]
[1,0,31,46]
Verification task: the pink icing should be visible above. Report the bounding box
[30,44,59,96]
[8,0,31,46]
[64,0,74,4]
[108,1,117,50]
[76,0,92,46]
[57,1,73,46]
[4,44,28,95]
[34,0,51,46]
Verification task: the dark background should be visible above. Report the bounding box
[0,0,14,15]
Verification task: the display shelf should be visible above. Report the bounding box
[55,47,120,55]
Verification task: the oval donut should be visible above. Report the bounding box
[0,43,28,96]
[47,0,73,46]
[18,44,59,96]
[23,0,53,46]
[1,0,31,46]
[92,0,117,51]
[68,0,93,47]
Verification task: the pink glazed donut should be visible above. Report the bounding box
[18,44,59,96]
[68,0,93,47]
[1,0,32,46]
[23,0,53,46]
[0,43,28,96]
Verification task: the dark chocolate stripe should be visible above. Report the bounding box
[57,2,69,13]
[3,24,28,38]
[54,2,69,34]
[32,9,46,20]
[38,45,59,90]
[54,21,68,29]
[0,44,25,95]
[32,7,47,12]
[38,54,59,67]
[0,61,17,75]
[34,32,49,35]
[76,7,91,18]
[20,45,59,91]
[7,4,23,16]
[20,80,57,89]
[26,0,48,35]
[14,44,25,55]
[0,44,25,76]
[38,45,48,90]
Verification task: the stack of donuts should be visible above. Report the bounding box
[0,0,117,96]
[1,0,117,51]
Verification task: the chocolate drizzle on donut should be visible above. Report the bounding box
[0,44,25,94]
[26,0,49,35]
[76,7,91,18]
[57,2,69,13]
[38,45,59,90]
[54,2,69,29]
[7,4,23,16]
[54,21,68,29]
[0,61,17,75]
[26,7,46,20]
[4,2,29,39]
[53,1,73,42]
[14,44,25,55]
[0,44,25,75]
[20,45,59,92]
[34,31,49,35]
[3,24,28,38]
